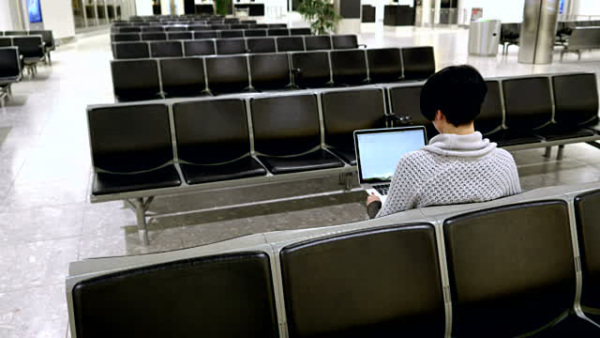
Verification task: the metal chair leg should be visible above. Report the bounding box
[543,147,552,158]
[557,145,565,160]
[133,198,149,246]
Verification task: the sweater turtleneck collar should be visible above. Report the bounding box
[421,132,497,158]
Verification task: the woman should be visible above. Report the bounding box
[367,65,521,218]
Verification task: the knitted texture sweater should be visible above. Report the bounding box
[374,132,522,218]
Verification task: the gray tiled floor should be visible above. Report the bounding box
[1,24,600,337]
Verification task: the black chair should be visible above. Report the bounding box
[290,51,332,88]
[388,84,435,136]
[189,25,210,31]
[475,80,504,137]
[71,252,279,337]
[330,49,368,86]
[205,55,252,95]
[255,24,269,29]
[111,60,162,102]
[141,26,164,32]
[149,41,183,57]
[304,35,332,51]
[268,28,289,36]
[29,30,55,64]
[11,36,45,76]
[167,31,193,40]
[332,34,361,49]
[165,26,187,32]
[211,24,230,30]
[118,27,141,33]
[88,104,181,195]
[276,36,305,52]
[244,29,268,37]
[216,38,247,55]
[444,201,600,337]
[0,47,21,106]
[3,31,24,36]
[366,48,402,83]
[141,32,167,41]
[250,94,344,174]
[290,28,312,36]
[113,42,150,59]
[221,30,244,39]
[112,33,141,42]
[194,31,219,39]
[501,77,552,146]
[0,37,12,47]
[183,39,215,56]
[173,99,267,184]
[401,46,435,81]
[160,57,208,98]
[268,24,287,29]
[321,88,387,165]
[280,224,445,337]
[249,53,291,91]
[246,37,276,53]
[575,190,600,325]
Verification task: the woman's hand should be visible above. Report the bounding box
[366,193,381,206]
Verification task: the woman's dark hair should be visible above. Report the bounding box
[420,65,487,127]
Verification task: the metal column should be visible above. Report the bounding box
[518,0,560,64]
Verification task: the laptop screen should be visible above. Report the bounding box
[355,127,427,184]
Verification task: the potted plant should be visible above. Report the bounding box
[214,0,231,15]
[298,0,341,35]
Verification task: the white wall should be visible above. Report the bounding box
[459,0,525,24]
[40,0,76,38]
[135,0,153,15]
[0,0,15,30]
[573,0,600,16]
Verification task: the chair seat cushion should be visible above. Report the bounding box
[536,127,597,141]
[258,149,345,175]
[328,147,356,165]
[92,165,182,195]
[23,57,44,64]
[180,157,267,185]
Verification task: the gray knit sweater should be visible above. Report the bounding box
[373,132,522,218]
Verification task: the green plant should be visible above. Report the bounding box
[214,0,231,16]
[298,0,341,35]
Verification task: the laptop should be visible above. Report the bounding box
[354,126,427,203]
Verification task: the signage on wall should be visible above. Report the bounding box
[471,7,483,22]
[559,0,565,14]
[28,0,43,23]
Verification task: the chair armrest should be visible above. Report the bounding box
[358,44,367,49]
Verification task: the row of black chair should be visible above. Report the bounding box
[112,34,363,59]
[67,183,600,337]
[0,30,55,62]
[111,23,289,34]
[111,27,309,43]
[0,47,21,107]
[110,47,434,101]
[0,35,46,75]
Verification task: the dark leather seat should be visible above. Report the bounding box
[160,57,208,98]
[244,29,268,37]
[290,51,332,88]
[141,26,164,32]
[71,252,279,337]
[332,34,359,49]
[114,42,150,59]
[205,55,252,95]
[216,38,247,54]
[280,224,445,337]
[0,37,12,47]
[165,26,187,32]
[193,31,218,39]
[268,28,290,36]
[388,84,437,137]
[249,53,291,91]
[221,30,244,38]
[321,88,387,165]
[574,190,600,325]
[246,37,276,53]
[211,24,229,30]
[304,35,332,50]
[141,32,167,41]
[268,24,287,29]
[167,31,192,40]
[88,104,181,195]
[12,36,45,65]
[183,39,215,56]
[112,33,141,42]
[251,94,345,174]
[111,59,163,102]
[401,46,435,80]
[444,201,600,337]
[189,25,210,31]
[173,99,266,184]
[276,36,305,52]
[366,48,402,83]
[475,80,504,137]
[290,28,312,35]
[0,47,21,87]
[118,26,141,33]
[149,41,183,57]
[330,49,368,85]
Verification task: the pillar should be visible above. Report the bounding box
[518,0,560,64]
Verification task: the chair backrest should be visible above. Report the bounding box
[246,37,276,53]
[401,46,435,80]
[552,73,599,128]
[268,28,289,36]
[189,25,210,31]
[366,48,402,83]
[502,77,553,131]
[119,26,141,33]
[211,24,229,30]
[3,31,25,36]
[475,80,504,135]
[574,189,600,311]
[567,27,600,50]
[165,26,187,32]
[249,53,291,91]
[141,32,167,41]
[304,35,332,51]
[280,224,445,337]
[173,98,251,164]
[330,49,368,85]
[205,55,250,94]
[159,57,206,98]
[167,31,192,40]
[194,30,219,39]
[29,30,55,49]
[290,27,312,36]
[0,47,21,79]
[111,59,161,102]
[269,24,287,29]
[88,103,173,172]
[244,29,267,37]
[221,30,244,39]
[183,39,215,56]
[114,42,150,59]
[112,33,141,42]
[216,38,247,54]
[290,51,331,88]
[0,37,12,47]
[276,36,305,52]
[12,36,44,58]
[141,26,164,32]
[251,93,321,156]
[321,88,386,150]
[332,34,358,49]
[444,201,576,337]
[71,252,279,338]
[388,84,429,126]
[150,41,183,57]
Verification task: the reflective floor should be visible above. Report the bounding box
[1,24,600,337]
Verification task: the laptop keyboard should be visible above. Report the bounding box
[373,184,390,196]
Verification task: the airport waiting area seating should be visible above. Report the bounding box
[0,47,22,107]
[111,23,292,35]
[0,30,55,65]
[66,182,600,337]
[87,72,600,245]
